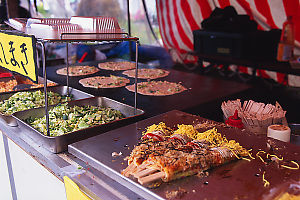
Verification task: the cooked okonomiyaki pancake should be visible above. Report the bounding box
[79,75,130,89]
[56,65,99,76]
[126,81,187,96]
[122,68,170,79]
[98,61,136,71]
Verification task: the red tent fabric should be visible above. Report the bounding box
[156,0,300,86]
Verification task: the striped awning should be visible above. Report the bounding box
[156,0,300,86]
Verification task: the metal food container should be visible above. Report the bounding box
[12,97,144,153]
[0,85,93,126]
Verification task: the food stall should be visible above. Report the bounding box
[1,1,300,200]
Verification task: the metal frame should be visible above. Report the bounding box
[37,41,50,136]
[36,31,139,136]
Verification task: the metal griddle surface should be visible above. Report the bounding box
[69,110,300,200]
[44,59,251,119]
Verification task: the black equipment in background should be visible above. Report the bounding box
[194,6,281,60]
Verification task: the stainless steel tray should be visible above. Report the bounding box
[0,85,93,126]
[12,97,144,153]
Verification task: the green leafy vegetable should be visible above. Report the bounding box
[0,90,71,115]
[27,103,124,136]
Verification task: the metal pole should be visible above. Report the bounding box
[2,134,17,200]
[127,0,132,60]
[39,41,50,136]
[127,0,131,36]
[141,0,160,45]
[134,41,139,113]
[66,42,70,95]
[5,0,18,19]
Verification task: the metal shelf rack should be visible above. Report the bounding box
[6,17,140,136]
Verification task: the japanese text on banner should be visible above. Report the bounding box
[0,32,37,83]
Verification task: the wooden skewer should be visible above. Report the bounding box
[275,101,283,111]
[129,164,140,175]
[237,99,241,109]
[282,116,288,126]
[248,100,255,113]
[133,168,158,178]
[245,100,251,112]
[256,103,264,116]
[222,99,288,132]
[122,163,137,177]
[250,101,259,114]
[221,103,228,119]
[261,104,269,115]
[269,104,275,114]
[134,162,150,174]
[269,104,275,113]
[243,100,248,111]
[138,171,165,185]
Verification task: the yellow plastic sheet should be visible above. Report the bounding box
[63,176,91,200]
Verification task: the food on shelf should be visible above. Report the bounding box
[56,65,100,76]
[0,90,71,115]
[29,82,57,89]
[221,99,287,134]
[25,103,124,136]
[79,75,130,89]
[126,81,187,96]
[122,123,249,186]
[0,79,57,93]
[122,68,170,79]
[98,61,135,71]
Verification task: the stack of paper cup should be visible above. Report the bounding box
[267,124,291,142]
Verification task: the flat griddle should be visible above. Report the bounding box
[44,59,251,119]
[69,110,300,200]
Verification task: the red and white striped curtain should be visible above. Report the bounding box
[156,0,300,86]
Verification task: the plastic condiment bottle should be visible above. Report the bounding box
[277,16,295,61]
[225,110,244,129]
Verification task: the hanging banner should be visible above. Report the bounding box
[0,31,38,83]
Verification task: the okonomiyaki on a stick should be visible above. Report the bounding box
[122,123,249,186]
